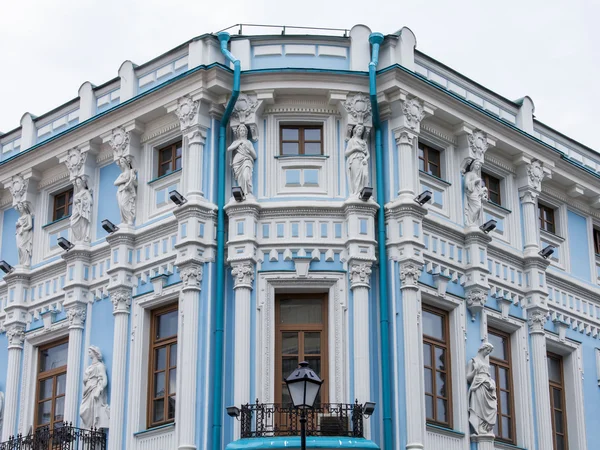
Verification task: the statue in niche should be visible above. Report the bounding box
[467,342,497,435]
[228,124,257,196]
[15,201,33,267]
[80,346,110,429]
[71,176,93,243]
[464,160,487,228]
[345,125,370,196]
[114,156,138,225]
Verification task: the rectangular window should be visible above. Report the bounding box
[418,142,441,178]
[482,172,502,205]
[488,329,516,443]
[148,304,178,428]
[548,352,568,450]
[280,125,323,155]
[35,339,69,430]
[422,305,452,427]
[53,188,74,221]
[538,203,556,234]
[158,141,183,177]
[594,228,600,255]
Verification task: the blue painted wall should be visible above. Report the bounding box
[567,210,591,282]
[96,163,122,239]
[251,45,349,71]
[1,208,19,270]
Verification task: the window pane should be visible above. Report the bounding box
[282,128,299,140]
[502,416,512,439]
[424,368,433,393]
[548,357,562,383]
[170,344,177,367]
[54,397,65,421]
[175,157,182,171]
[281,387,292,406]
[305,357,321,378]
[422,310,444,340]
[39,379,53,400]
[155,347,167,371]
[282,142,299,155]
[500,391,510,415]
[419,158,425,172]
[304,333,321,355]
[40,343,69,372]
[423,343,432,366]
[279,298,322,324]
[436,398,447,423]
[281,332,298,354]
[168,396,176,419]
[425,395,433,420]
[489,191,500,205]
[156,310,178,339]
[556,434,566,450]
[304,128,321,140]
[304,142,321,155]
[499,367,509,390]
[488,333,506,361]
[434,347,446,371]
[56,195,66,208]
[435,371,447,397]
[37,400,52,425]
[56,374,66,396]
[282,357,298,379]
[154,372,165,397]
[553,388,562,409]
[67,202,73,216]
[153,399,165,423]
[554,410,564,433]
[176,144,182,157]
[169,369,177,395]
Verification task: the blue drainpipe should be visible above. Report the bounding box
[368,32,393,450]
[213,31,240,450]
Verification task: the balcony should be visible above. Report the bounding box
[0,424,106,450]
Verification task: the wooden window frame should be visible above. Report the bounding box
[34,338,69,431]
[488,328,516,444]
[538,202,556,234]
[593,228,600,255]
[147,303,178,429]
[274,293,328,405]
[548,352,569,450]
[418,142,442,178]
[52,188,73,221]
[279,125,323,156]
[157,140,183,178]
[422,304,452,428]
[482,172,502,206]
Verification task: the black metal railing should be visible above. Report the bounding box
[0,423,106,450]
[240,401,365,438]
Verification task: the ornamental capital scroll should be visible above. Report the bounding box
[349,263,372,289]
[467,129,489,165]
[527,309,548,334]
[180,265,203,289]
[66,305,87,329]
[401,96,425,131]
[527,159,545,192]
[111,290,132,314]
[63,147,88,180]
[6,174,29,205]
[175,96,200,131]
[5,325,25,349]
[399,262,422,288]
[466,288,488,316]
[108,127,130,159]
[231,262,255,289]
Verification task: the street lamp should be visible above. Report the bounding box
[285,361,323,450]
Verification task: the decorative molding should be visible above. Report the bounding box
[527,159,545,191]
[140,121,180,144]
[62,147,87,180]
[264,105,339,115]
[6,175,28,205]
[231,262,255,289]
[343,93,372,125]
[349,263,372,288]
[467,129,489,164]
[466,288,488,317]
[107,127,130,158]
[174,96,200,130]
[38,168,70,189]
[401,96,425,131]
[420,123,457,145]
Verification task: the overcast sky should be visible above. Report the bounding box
[1,0,598,149]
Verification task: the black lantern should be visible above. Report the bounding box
[285,361,323,409]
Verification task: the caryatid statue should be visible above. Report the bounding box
[228,124,257,196]
[345,124,370,197]
[80,346,110,429]
[467,342,497,435]
[114,156,138,225]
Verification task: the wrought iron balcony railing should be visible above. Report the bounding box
[0,423,106,450]
[240,401,365,438]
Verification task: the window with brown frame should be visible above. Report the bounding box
[35,339,69,431]
[148,304,178,428]
[593,228,600,255]
[548,352,568,450]
[482,172,502,206]
[157,141,183,177]
[53,188,73,221]
[488,328,516,443]
[418,142,441,178]
[280,125,323,155]
[538,203,556,234]
[422,305,452,428]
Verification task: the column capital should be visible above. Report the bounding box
[184,125,208,146]
[466,287,488,316]
[527,308,549,334]
[399,261,422,288]
[231,261,255,290]
[5,324,25,349]
[349,262,373,289]
[393,128,417,147]
[110,289,132,315]
[65,305,87,329]
[180,264,203,290]
[174,95,200,131]
[400,95,426,132]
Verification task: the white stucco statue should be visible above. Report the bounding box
[80,346,110,429]
[464,160,488,228]
[345,125,369,196]
[71,177,92,243]
[228,124,257,196]
[114,156,138,225]
[15,201,33,267]
[467,342,497,435]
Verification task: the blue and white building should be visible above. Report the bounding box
[0,23,598,450]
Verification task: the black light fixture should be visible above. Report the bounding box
[359,187,373,201]
[226,406,240,419]
[232,186,245,202]
[285,361,323,450]
[414,190,433,205]
[57,237,74,252]
[480,219,497,234]
[169,190,187,206]
[101,219,119,234]
[539,244,555,259]
[362,401,376,418]
[0,260,13,274]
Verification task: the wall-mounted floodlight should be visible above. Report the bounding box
[58,237,74,252]
[539,245,555,259]
[232,187,245,202]
[226,406,240,419]
[414,190,432,205]
[480,219,497,234]
[363,401,376,418]
[169,190,187,206]
[0,260,14,274]
[359,187,373,201]
[101,219,119,234]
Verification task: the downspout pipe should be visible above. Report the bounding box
[213,31,240,450]
[368,32,394,450]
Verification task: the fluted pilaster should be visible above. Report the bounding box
[63,305,86,424]
[2,325,25,441]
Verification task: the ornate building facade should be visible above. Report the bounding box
[0,23,598,450]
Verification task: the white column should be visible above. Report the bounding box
[2,325,25,441]
[177,264,203,450]
[63,305,86,424]
[520,190,540,256]
[472,434,495,450]
[396,130,418,203]
[527,308,553,450]
[108,289,131,450]
[399,262,426,450]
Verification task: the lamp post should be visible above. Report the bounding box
[284,361,323,450]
